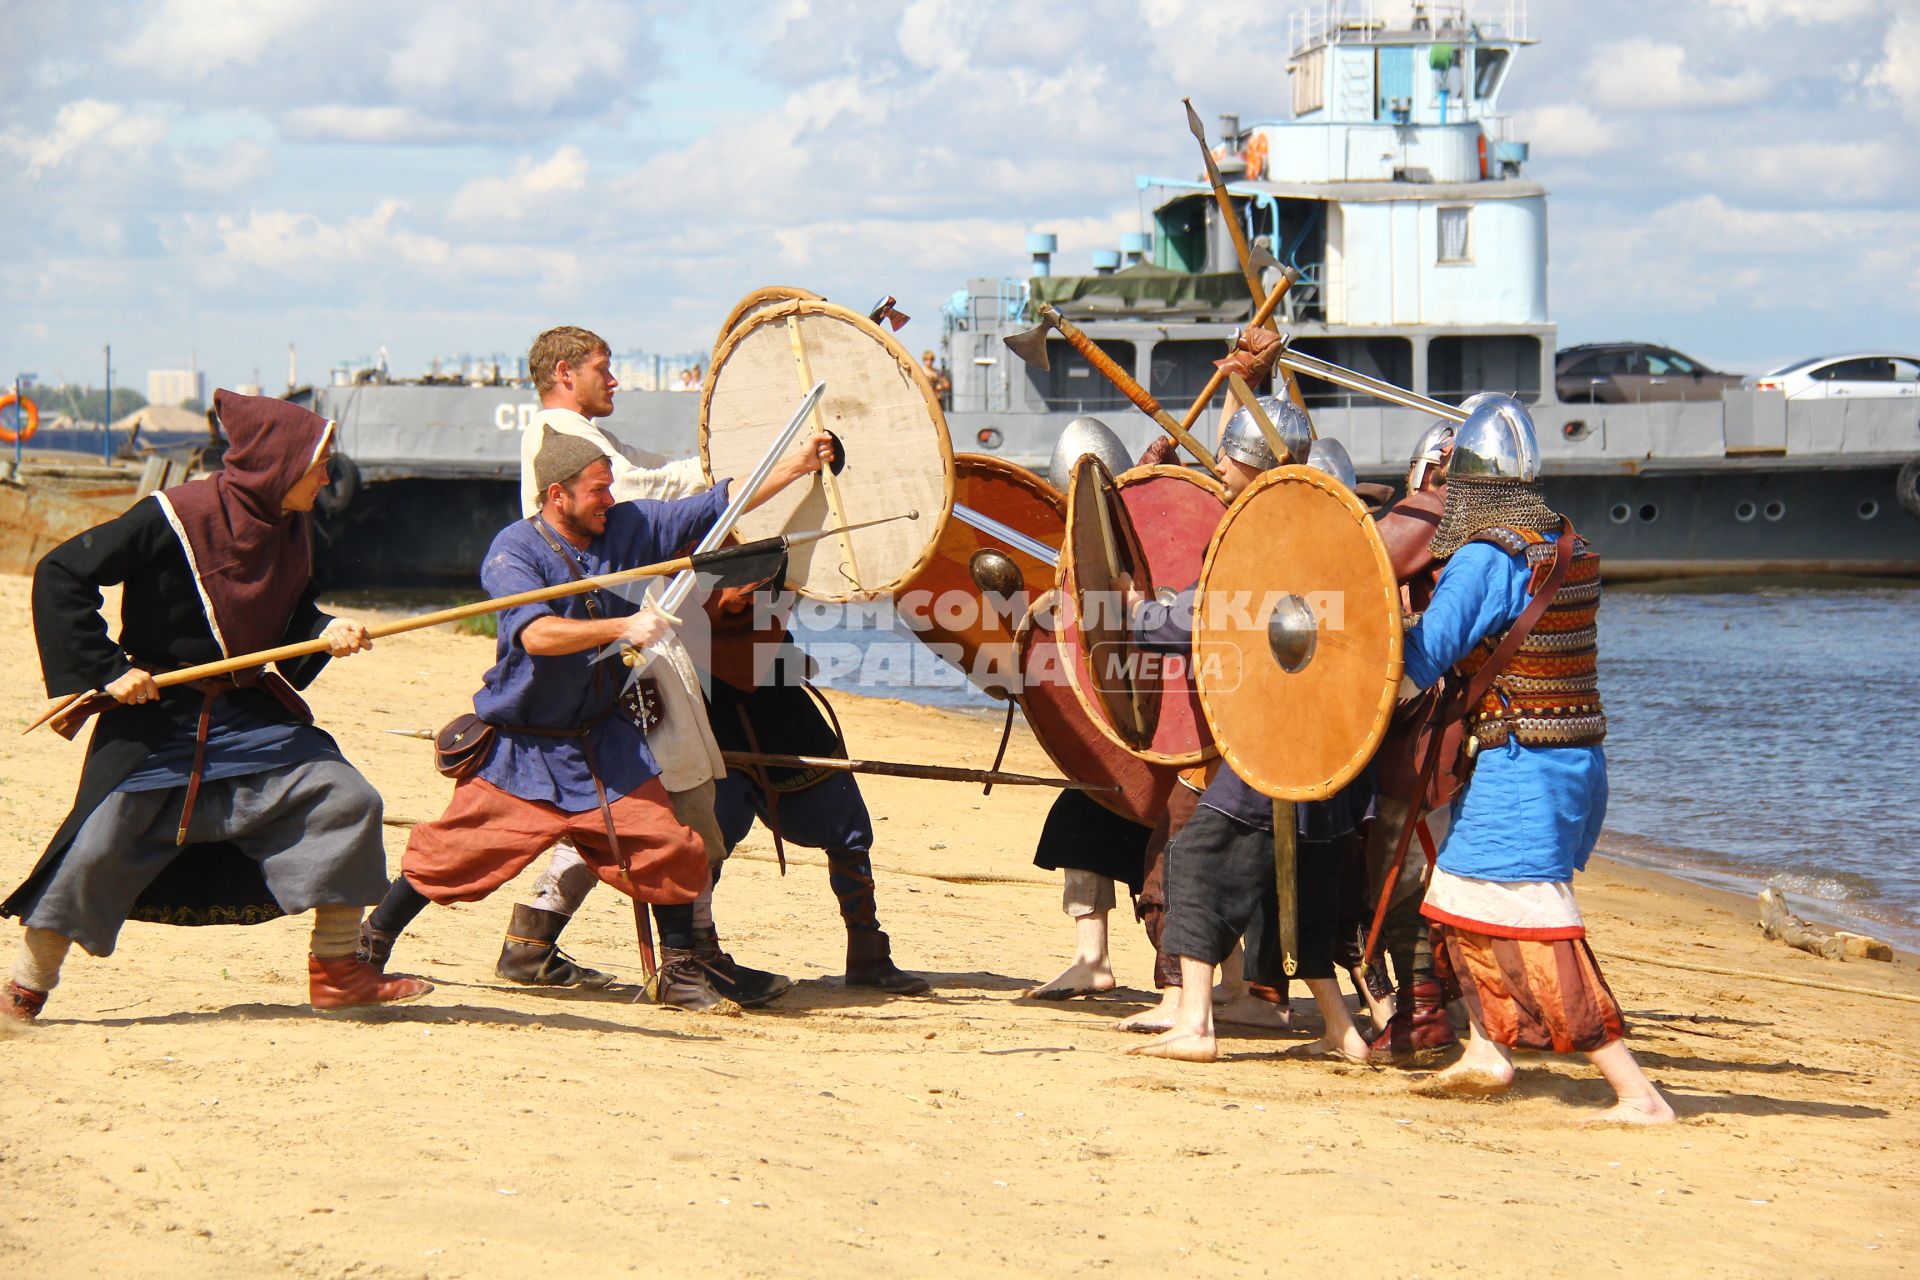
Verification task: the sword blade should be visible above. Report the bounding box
[952,502,1059,567]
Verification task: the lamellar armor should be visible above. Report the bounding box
[1453,525,1607,753]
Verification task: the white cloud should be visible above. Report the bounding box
[449,146,590,222]
[1583,39,1767,110]
[0,99,168,177]
[1677,140,1903,201]
[175,138,275,192]
[1703,0,1886,23]
[119,0,330,75]
[281,105,479,145]
[1515,103,1615,157]
[1864,14,1920,124]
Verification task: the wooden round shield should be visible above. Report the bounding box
[712,285,823,362]
[1059,455,1157,751]
[1060,463,1227,766]
[702,300,955,602]
[896,454,1062,699]
[1017,606,1179,826]
[1195,466,1403,801]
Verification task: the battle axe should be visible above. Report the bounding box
[1004,302,1223,479]
[867,295,910,331]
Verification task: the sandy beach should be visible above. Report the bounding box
[2,572,1917,1279]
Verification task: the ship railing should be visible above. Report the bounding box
[1287,0,1529,53]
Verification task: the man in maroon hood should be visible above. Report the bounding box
[2,389,429,1020]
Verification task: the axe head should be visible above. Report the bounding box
[868,295,910,331]
[1003,320,1053,372]
[1248,244,1281,274]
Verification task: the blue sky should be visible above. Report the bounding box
[2,0,1915,397]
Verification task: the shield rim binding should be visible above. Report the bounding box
[712,284,824,364]
[1059,454,1162,754]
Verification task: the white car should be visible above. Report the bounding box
[1745,352,1920,400]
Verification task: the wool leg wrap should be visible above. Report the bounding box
[309,904,364,959]
[13,927,72,993]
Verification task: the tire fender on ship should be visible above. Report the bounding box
[1898,457,1920,521]
[317,451,360,520]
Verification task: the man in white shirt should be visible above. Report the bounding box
[491,325,823,1006]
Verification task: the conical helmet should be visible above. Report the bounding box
[1305,437,1357,491]
[1444,393,1539,483]
[1048,415,1132,491]
[1220,395,1312,471]
[1407,420,1455,490]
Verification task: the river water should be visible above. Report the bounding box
[778,583,1920,951]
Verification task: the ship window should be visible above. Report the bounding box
[1859,500,1880,520]
[1472,47,1510,100]
[1428,335,1541,404]
[1609,503,1631,524]
[1763,501,1787,521]
[1033,338,1136,413]
[1437,207,1471,264]
[1286,336,1414,409]
[1735,501,1757,522]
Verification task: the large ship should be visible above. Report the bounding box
[304,0,1919,586]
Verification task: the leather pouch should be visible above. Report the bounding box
[434,712,496,780]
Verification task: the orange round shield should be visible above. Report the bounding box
[897,454,1062,699]
[1194,466,1403,801]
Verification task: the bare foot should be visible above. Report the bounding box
[1215,993,1293,1032]
[1575,1093,1677,1126]
[1021,957,1116,1000]
[1116,988,1181,1034]
[1125,1028,1218,1062]
[1414,1063,1514,1097]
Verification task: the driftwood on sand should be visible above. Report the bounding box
[1758,887,1894,962]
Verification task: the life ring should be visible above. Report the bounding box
[1897,457,1920,521]
[1244,132,1268,182]
[0,392,40,444]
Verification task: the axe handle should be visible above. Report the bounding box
[1227,373,1293,464]
[1176,273,1300,435]
[1038,304,1222,478]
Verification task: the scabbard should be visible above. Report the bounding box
[1272,800,1298,978]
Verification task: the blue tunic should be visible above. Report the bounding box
[1402,539,1606,884]
[472,484,730,811]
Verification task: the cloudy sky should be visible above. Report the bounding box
[3,0,1915,396]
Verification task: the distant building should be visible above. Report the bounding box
[147,368,206,407]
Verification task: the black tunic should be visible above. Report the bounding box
[1,497,337,927]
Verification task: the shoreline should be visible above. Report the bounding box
[5,580,1919,1276]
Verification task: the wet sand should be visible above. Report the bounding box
[2,575,1916,1278]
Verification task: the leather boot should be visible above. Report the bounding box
[356,920,398,973]
[309,954,433,1011]
[495,904,615,989]
[694,927,793,1008]
[4,980,46,1023]
[844,929,931,995]
[646,947,742,1015]
[1367,978,1459,1064]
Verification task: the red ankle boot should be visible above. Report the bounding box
[4,980,47,1023]
[1368,978,1459,1064]
[309,954,432,1011]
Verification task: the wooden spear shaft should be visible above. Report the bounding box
[1034,303,1223,479]
[720,751,1114,792]
[1176,272,1300,436]
[24,548,704,734]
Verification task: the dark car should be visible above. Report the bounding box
[1554,343,1744,404]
